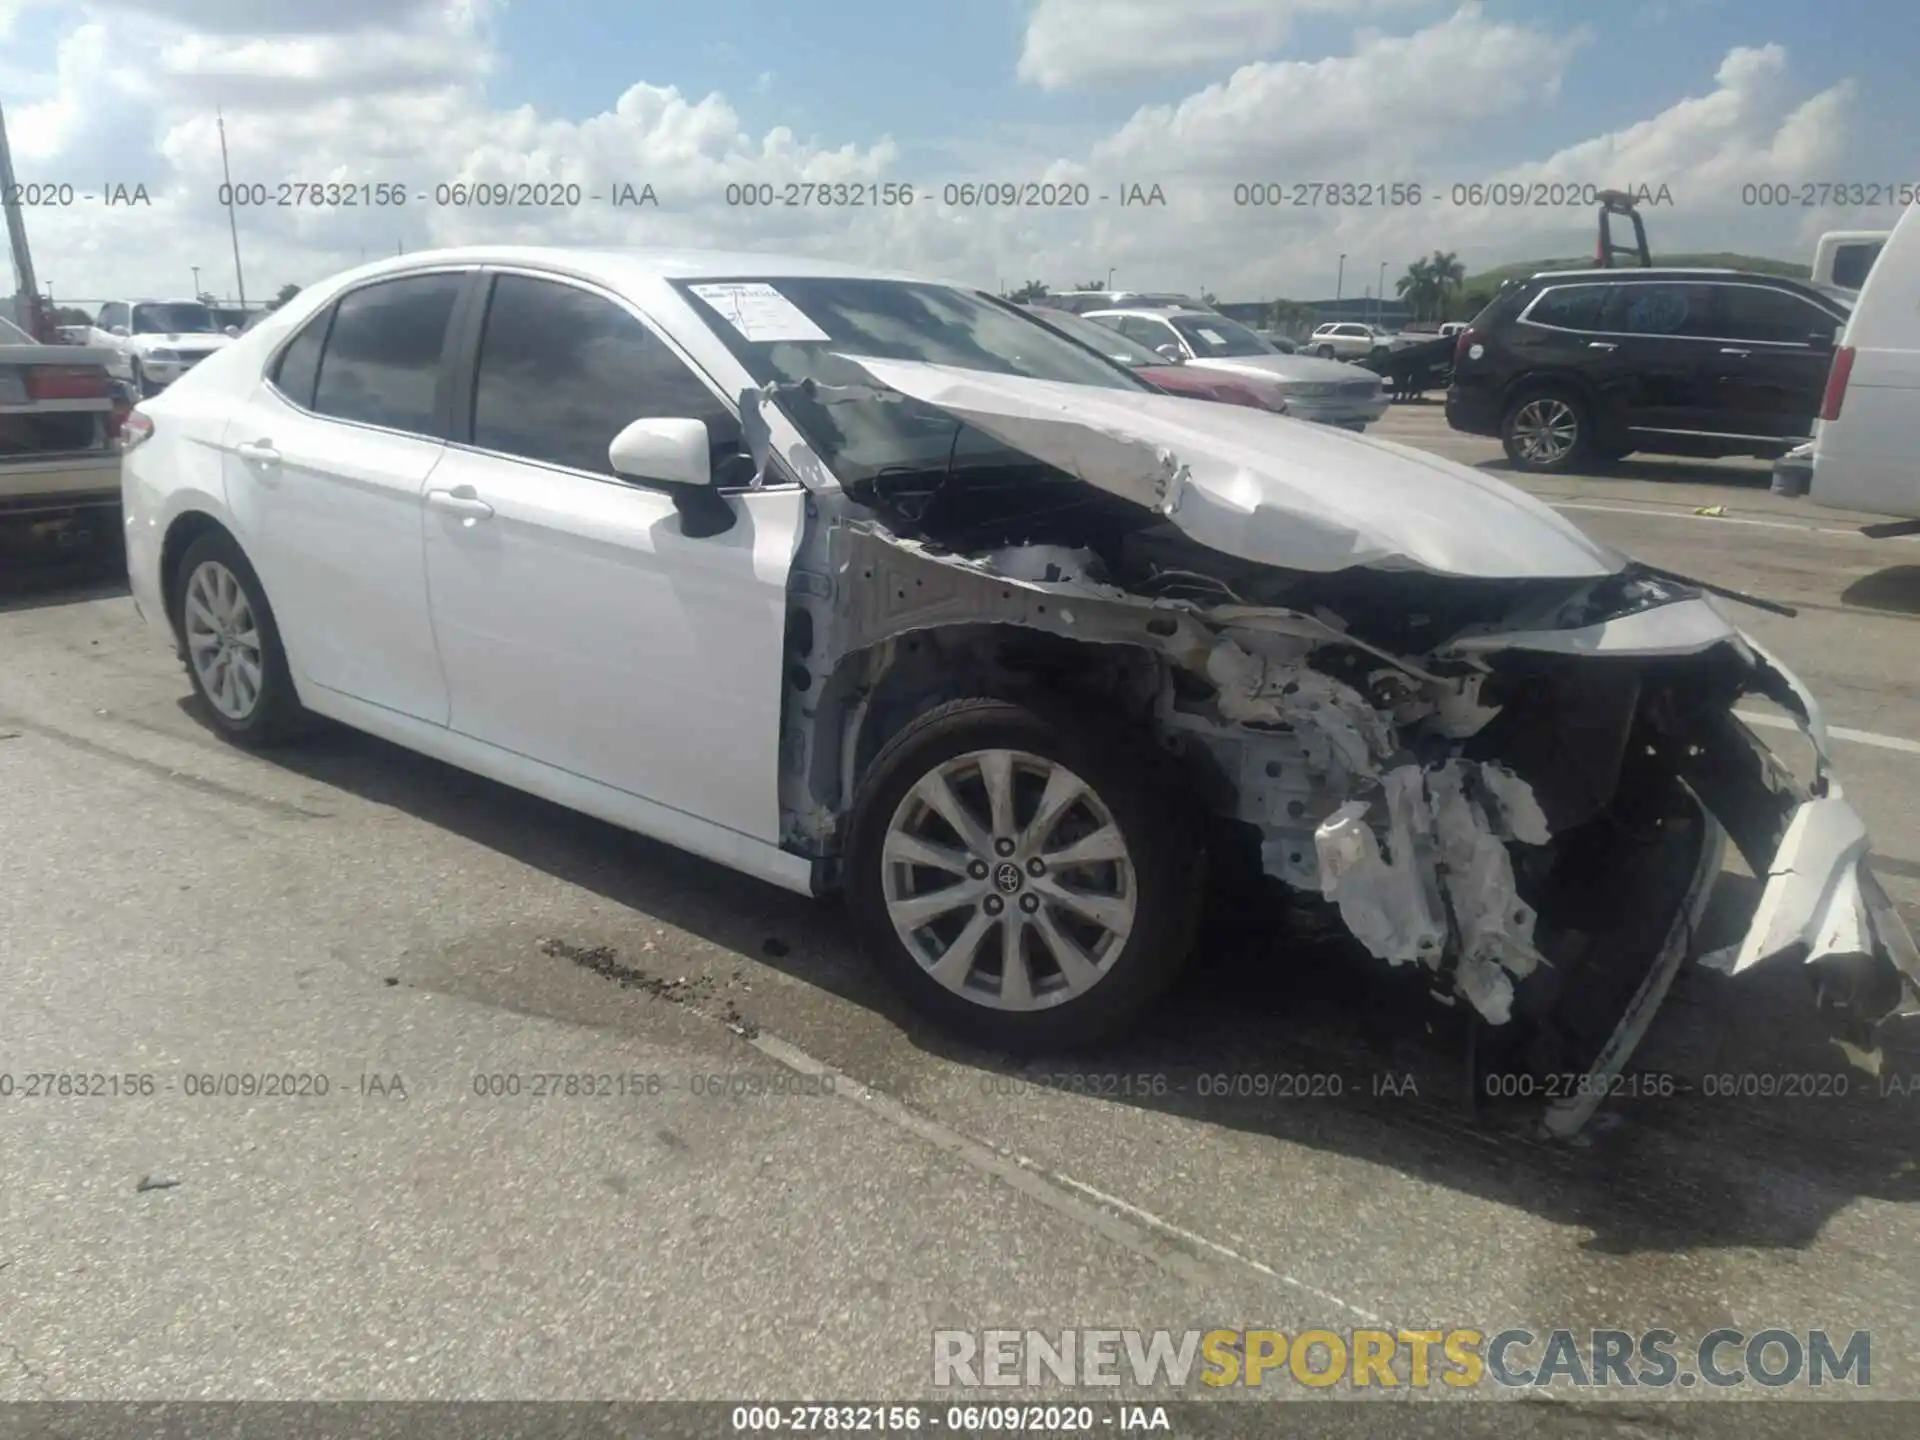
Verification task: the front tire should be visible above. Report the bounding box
[1316,343,1336,358]
[846,697,1203,1053]
[170,530,314,747]
[1501,387,1591,473]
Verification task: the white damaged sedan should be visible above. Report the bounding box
[121,247,1919,1137]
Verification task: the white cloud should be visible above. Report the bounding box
[1090,5,1582,174]
[1293,40,1861,291]
[1016,0,1425,90]
[1,2,1874,311]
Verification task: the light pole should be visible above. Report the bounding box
[1105,266,1115,289]
[1335,253,1345,305]
[191,265,200,297]
[1377,261,1387,325]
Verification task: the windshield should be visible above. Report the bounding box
[1026,307,1164,367]
[1169,314,1275,358]
[130,303,217,335]
[0,316,34,344]
[675,276,1148,484]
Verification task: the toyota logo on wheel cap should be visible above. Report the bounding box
[993,861,1023,894]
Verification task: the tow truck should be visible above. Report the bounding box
[0,102,130,565]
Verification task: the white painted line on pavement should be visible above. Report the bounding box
[1736,709,1920,756]
[748,1026,1387,1321]
[1551,499,1918,540]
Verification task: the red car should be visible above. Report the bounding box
[1021,304,1287,413]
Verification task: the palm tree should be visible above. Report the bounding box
[1006,280,1049,302]
[1428,250,1465,319]
[1395,258,1437,322]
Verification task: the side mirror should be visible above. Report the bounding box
[224,325,241,338]
[608,416,734,538]
[609,416,713,486]
[110,325,129,338]
[1155,344,1183,362]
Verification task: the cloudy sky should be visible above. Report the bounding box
[0,0,1912,308]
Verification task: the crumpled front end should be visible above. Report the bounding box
[770,359,1919,1137]
[1288,585,1920,1136]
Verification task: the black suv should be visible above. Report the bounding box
[1446,268,1851,473]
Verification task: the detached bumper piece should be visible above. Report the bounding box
[1723,797,1920,1050]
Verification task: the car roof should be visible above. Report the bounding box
[1524,267,1768,282]
[1086,307,1221,322]
[302,245,945,294]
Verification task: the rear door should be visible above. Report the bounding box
[1592,281,1718,435]
[221,269,470,723]
[1705,283,1844,442]
[1506,282,1634,419]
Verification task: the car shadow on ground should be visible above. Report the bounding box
[1842,565,1920,616]
[224,707,1920,1260]
[0,548,128,614]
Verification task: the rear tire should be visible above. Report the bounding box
[1501,386,1591,473]
[170,530,315,748]
[845,696,1203,1053]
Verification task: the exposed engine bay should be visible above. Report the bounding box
[745,359,1920,1138]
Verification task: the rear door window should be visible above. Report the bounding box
[310,273,464,436]
[271,307,332,409]
[1601,283,1715,339]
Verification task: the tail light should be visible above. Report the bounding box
[119,409,155,450]
[1819,345,1856,421]
[106,388,132,442]
[26,364,111,401]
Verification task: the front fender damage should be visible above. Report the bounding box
[785,500,1918,1137]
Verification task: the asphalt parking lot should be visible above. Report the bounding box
[4,405,1918,1404]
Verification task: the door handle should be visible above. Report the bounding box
[1719,347,1751,356]
[426,487,495,523]
[235,439,281,464]
[1586,341,1617,350]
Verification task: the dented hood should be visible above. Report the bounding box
[841,357,1626,579]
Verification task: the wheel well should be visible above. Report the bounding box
[1500,371,1595,415]
[157,512,234,634]
[803,623,1176,858]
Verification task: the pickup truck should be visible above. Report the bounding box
[0,315,129,559]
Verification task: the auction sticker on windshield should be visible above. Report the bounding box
[687,282,831,342]
[1197,328,1226,344]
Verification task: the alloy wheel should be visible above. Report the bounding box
[1511,396,1579,465]
[879,748,1138,1011]
[182,560,265,720]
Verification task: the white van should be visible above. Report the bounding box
[1807,204,1920,523]
[1813,229,1888,292]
